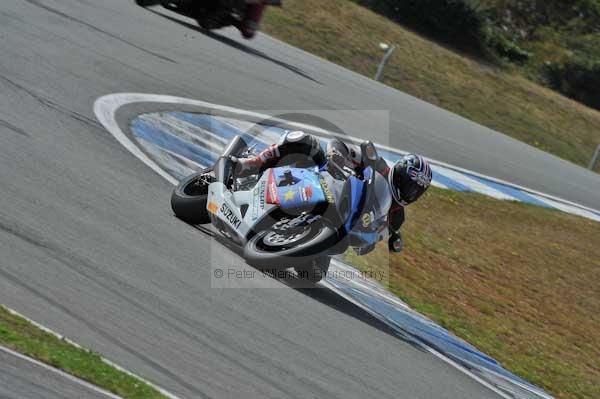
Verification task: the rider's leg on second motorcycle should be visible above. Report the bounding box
[238,0,282,38]
[238,1,266,38]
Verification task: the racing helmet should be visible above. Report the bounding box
[388,154,432,205]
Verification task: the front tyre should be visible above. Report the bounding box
[171,169,213,224]
[243,220,337,268]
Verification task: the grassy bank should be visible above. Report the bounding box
[0,306,166,399]
[351,1,600,112]
[346,187,600,399]
[262,0,600,170]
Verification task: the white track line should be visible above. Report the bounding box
[0,345,123,399]
[94,93,600,220]
[431,167,517,201]
[2,306,183,399]
[94,95,178,185]
[93,93,557,399]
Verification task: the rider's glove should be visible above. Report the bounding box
[388,231,404,253]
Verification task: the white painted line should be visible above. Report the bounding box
[528,194,600,222]
[432,167,517,201]
[93,94,554,398]
[94,93,600,220]
[94,95,178,185]
[430,180,450,189]
[0,345,123,399]
[2,306,183,399]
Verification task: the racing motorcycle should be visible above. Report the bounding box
[137,0,281,38]
[171,136,392,283]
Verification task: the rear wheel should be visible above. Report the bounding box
[171,169,213,224]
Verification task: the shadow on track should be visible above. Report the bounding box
[139,5,323,84]
[191,224,424,352]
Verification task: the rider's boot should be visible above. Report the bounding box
[388,231,404,253]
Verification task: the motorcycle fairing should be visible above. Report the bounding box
[266,167,326,210]
[207,175,277,244]
[346,167,392,248]
[344,167,370,233]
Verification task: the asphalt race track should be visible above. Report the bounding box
[0,1,596,398]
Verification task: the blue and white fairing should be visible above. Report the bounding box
[264,165,393,250]
[343,167,392,248]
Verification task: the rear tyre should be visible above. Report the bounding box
[171,169,213,224]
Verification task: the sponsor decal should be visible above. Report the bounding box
[207,202,219,214]
[266,169,279,204]
[319,177,335,204]
[299,185,314,202]
[252,181,266,220]
[220,203,242,229]
[362,212,373,228]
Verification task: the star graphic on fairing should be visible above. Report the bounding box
[284,190,296,201]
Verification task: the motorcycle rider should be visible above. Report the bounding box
[233,131,432,254]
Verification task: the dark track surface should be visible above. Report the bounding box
[0,348,115,399]
[0,0,585,398]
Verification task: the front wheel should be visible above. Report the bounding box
[243,219,338,268]
[171,169,213,224]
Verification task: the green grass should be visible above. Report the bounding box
[0,306,167,399]
[261,6,600,394]
[344,187,600,399]
[262,0,600,169]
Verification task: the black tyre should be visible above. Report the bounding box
[171,169,213,224]
[294,256,330,284]
[243,221,337,268]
